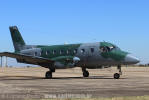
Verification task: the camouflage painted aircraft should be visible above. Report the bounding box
[0,26,140,79]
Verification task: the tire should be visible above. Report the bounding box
[83,71,89,77]
[45,71,52,79]
[114,73,120,79]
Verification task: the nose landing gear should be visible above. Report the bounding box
[114,65,122,79]
[114,73,120,79]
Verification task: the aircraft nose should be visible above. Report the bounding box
[124,54,140,64]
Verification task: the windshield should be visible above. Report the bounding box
[100,42,118,53]
[100,46,115,53]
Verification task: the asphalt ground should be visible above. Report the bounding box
[0,67,149,100]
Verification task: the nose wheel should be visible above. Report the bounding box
[82,67,89,77]
[114,73,120,79]
[114,65,122,79]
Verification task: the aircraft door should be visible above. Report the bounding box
[78,45,97,66]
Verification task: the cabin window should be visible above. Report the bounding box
[74,49,77,54]
[66,50,69,54]
[39,52,41,56]
[41,50,43,54]
[46,50,50,55]
[60,50,64,55]
[91,48,94,53]
[67,49,71,54]
[52,50,56,54]
[81,49,85,53]
[34,52,38,56]
[40,50,43,56]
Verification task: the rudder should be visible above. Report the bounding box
[9,26,26,52]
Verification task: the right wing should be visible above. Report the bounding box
[0,52,54,68]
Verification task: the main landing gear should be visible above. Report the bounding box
[45,66,122,79]
[45,68,55,79]
[82,67,89,77]
[114,65,122,79]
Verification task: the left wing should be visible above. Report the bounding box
[0,52,54,68]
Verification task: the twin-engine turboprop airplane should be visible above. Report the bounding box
[0,26,140,79]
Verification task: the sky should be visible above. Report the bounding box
[0,0,149,66]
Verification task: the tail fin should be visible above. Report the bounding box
[9,26,26,52]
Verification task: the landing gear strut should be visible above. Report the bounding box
[82,67,89,77]
[45,68,55,79]
[114,65,122,79]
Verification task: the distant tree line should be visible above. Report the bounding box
[138,63,149,67]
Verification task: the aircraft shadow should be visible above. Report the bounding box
[52,76,126,80]
[0,76,127,81]
[0,76,44,81]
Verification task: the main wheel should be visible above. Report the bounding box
[45,71,52,79]
[114,73,120,79]
[83,71,89,77]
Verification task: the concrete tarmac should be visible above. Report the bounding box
[0,67,149,100]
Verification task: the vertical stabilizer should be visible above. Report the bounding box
[9,26,26,52]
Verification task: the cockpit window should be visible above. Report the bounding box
[100,42,119,53]
[100,46,107,53]
[100,46,115,53]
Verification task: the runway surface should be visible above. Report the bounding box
[0,67,149,100]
